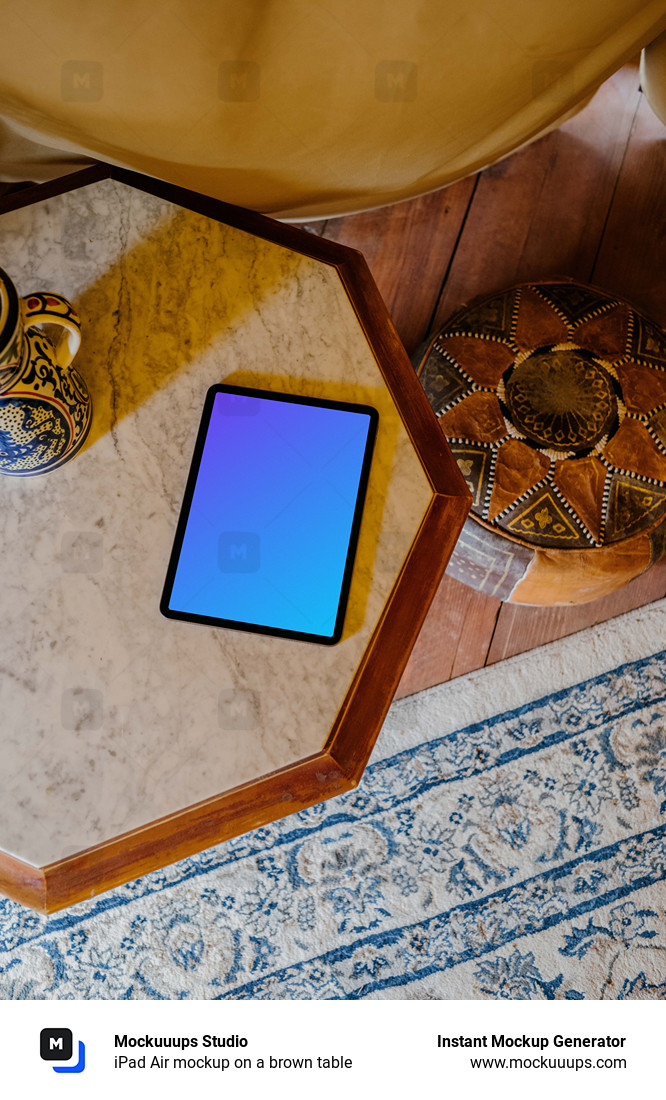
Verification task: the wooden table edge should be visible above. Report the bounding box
[0,166,470,911]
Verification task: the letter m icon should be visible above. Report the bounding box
[40,1028,73,1061]
[218,531,260,572]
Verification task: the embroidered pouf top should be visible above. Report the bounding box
[416,281,666,605]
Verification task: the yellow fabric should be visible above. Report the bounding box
[0,1,665,219]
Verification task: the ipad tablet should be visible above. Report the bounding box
[160,384,378,645]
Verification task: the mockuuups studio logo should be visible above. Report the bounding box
[40,1028,86,1074]
[61,687,103,731]
[218,531,260,572]
[61,61,103,102]
[218,61,261,101]
[60,530,104,573]
[375,60,417,102]
[218,688,260,730]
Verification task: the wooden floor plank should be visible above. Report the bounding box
[432,65,642,328]
[395,579,501,698]
[395,575,500,698]
[322,180,476,354]
[486,559,666,666]
[301,221,328,237]
[591,93,666,325]
[449,588,502,679]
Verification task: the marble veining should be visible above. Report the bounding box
[0,179,432,867]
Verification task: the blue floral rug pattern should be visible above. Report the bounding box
[2,650,666,999]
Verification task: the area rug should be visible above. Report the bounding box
[1,601,666,1000]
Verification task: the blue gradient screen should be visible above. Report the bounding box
[164,390,375,641]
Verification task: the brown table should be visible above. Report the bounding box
[0,166,468,912]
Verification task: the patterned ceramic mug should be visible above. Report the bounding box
[0,266,92,475]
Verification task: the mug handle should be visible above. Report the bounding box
[22,292,81,369]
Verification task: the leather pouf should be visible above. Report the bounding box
[415,281,666,605]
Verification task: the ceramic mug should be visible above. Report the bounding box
[0,266,92,475]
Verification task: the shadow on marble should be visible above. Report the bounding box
[73,207,304,452]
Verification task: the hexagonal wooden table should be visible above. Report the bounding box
[0,166,469,912]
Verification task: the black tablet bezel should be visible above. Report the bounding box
[160,383,378,645]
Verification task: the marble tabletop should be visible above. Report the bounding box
[0,178,433,869]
